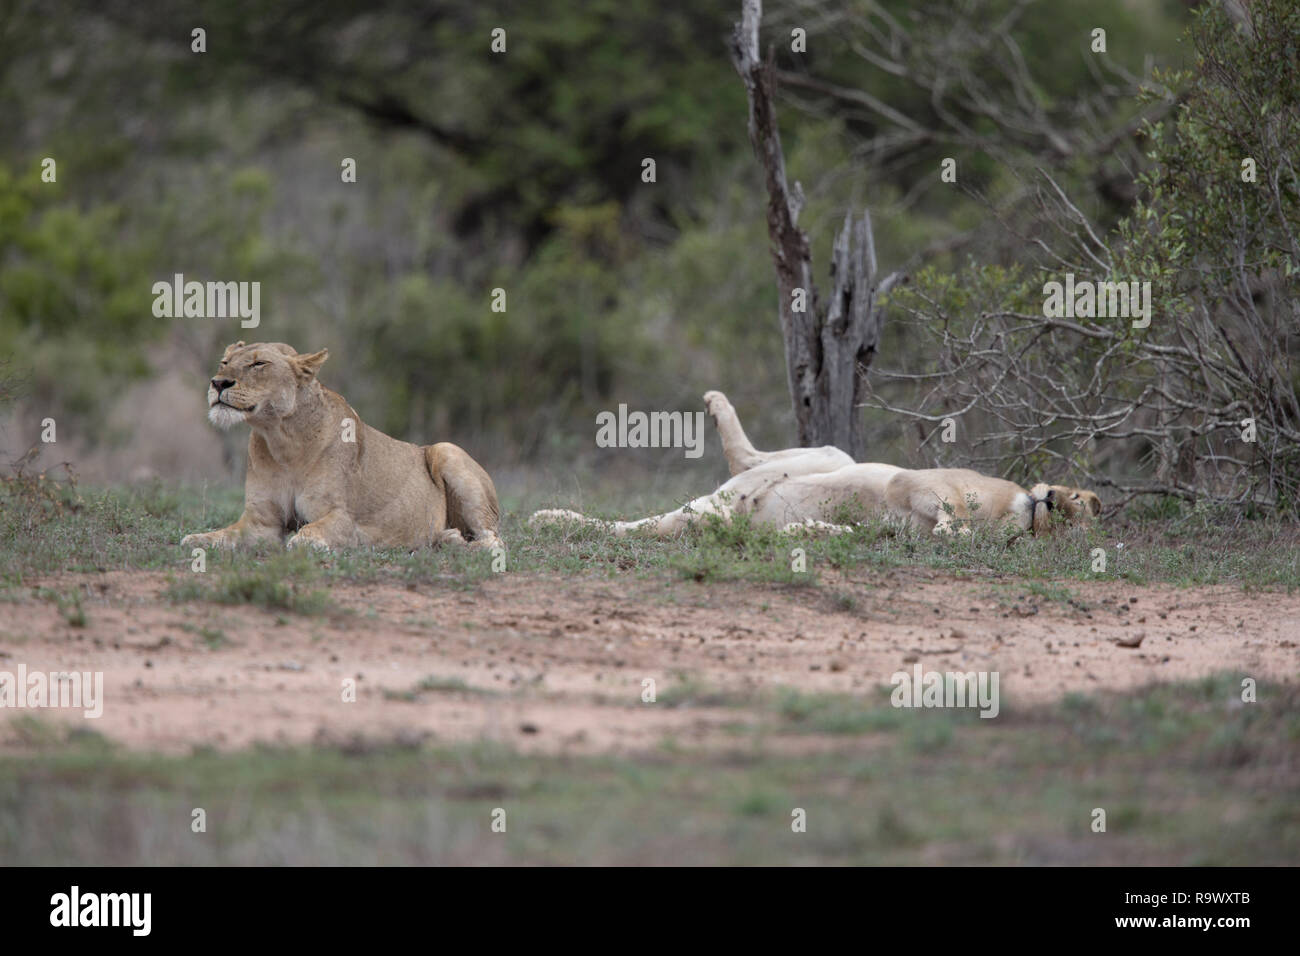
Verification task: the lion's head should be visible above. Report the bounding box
[1028,482,1102,533]
[204,341,329,429]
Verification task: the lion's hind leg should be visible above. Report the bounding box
[703,390,774,476]
[426,442,503,549]
[623,492,733,536]
[704,391,854,477]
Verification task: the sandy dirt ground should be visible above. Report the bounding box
[3,569,1297,754]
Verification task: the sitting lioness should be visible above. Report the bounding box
[181,341,502,551]
[531,391,1100,538]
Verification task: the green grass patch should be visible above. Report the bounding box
[3,482,1299,595]
[165,549,333,615]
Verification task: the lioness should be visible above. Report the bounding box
[531,391,1100,537]
[181,341,502,551]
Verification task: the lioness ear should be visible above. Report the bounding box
[293,348,329,382]
[222,340,246,360]
[1088,494,1102,516]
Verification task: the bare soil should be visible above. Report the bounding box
[4,570,1297,754]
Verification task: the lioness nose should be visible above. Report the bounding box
[211,378,235,392]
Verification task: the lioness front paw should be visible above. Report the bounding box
[180,530,238,550]
[932,520,971,536]
[286,531,331,552]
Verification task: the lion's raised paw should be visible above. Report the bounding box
[702,390,734,420]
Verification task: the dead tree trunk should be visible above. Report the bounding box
[730,0,902,458]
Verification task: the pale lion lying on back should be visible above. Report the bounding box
[532,391,1100,537]
[181,341,501,551]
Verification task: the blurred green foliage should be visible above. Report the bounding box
[0,0,1199,473]
[0,163,153,416]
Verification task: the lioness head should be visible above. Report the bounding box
[1028,482,1102,534]
[204,341,329,429]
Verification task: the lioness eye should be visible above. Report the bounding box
[250,361,267,369]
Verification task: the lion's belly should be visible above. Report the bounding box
[738,463,899,527]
